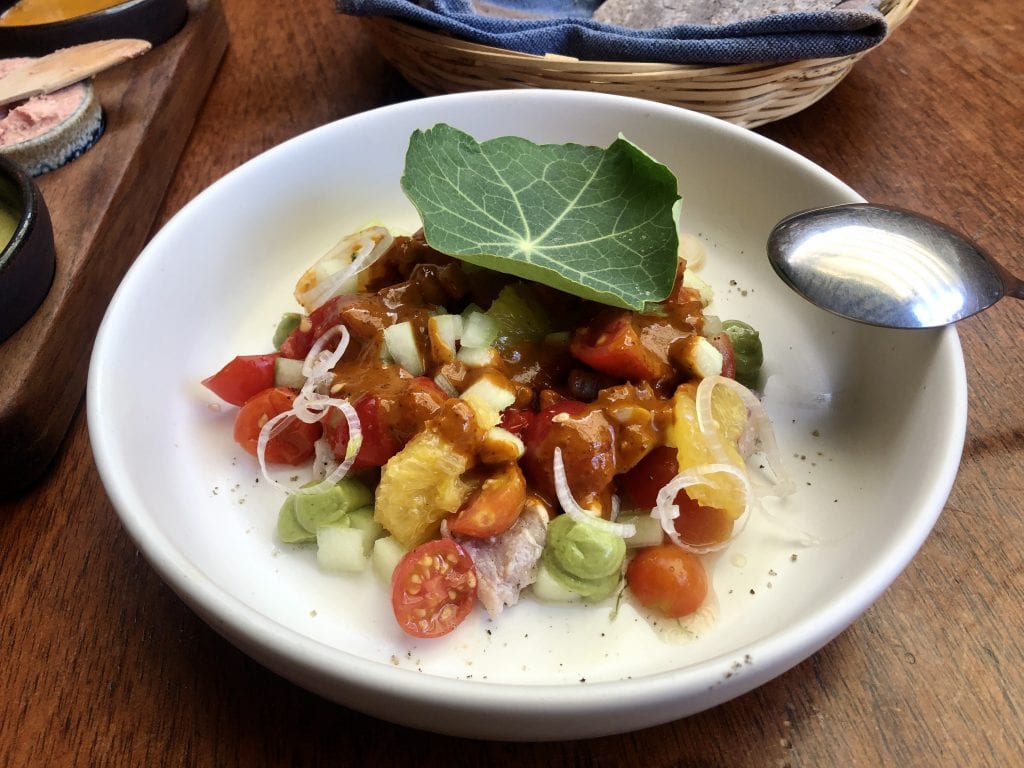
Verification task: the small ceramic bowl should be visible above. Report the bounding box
[0,0,188,56]
[0,154,55,342]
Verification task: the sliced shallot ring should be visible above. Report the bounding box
[695,375,795,498]
[552,448,636,539]
[653,462,753,554]
[294,399,362,495]
[298,227,393,312]
[302,324,350,382]
[254,321,362,492]
[255,411,306,493]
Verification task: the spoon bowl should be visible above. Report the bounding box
[767,203,1023,329]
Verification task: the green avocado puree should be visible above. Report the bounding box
[0,202,19,253]
[541,514,626,601]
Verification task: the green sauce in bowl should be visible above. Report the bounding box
[0,200,20,252]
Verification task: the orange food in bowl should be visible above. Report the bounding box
[0,0,128,26]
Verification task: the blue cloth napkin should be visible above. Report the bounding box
[337,0,889,65]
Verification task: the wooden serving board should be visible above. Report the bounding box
[0,0,229,494]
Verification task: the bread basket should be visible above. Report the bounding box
[363,0,917,128]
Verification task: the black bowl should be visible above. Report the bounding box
[0,0,188,56]
[0,154,55,343]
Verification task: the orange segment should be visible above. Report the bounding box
[666,384,748,520]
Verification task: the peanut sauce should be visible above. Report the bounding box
[303,234,709,511]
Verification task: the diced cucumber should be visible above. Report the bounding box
[273,356,306,389]
[346,506,385,556]
[460,374,516,429]
[456,345,497,368]
[460,310,500,349]
[428,314,463,361]
[382,321,425,375]
[316,525,368,572]
[683,336,724,379]
[618,514,665,548]
[479,425,525,464]
[371,535,407,584]
[273,312,302,350]
[530,561,583,604]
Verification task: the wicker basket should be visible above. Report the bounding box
[363,0,917,128]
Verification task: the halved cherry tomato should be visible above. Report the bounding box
[233,387,321,465]
[618,447,733,548]
[570,310,670,383]
[391,539,477,638]
[202,354,278,406]
[627,544,707,618]
[448,463,527,538]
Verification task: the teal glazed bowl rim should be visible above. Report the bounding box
[0,0,188,56]
[0,154,55,343]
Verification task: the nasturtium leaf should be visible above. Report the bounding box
[401,124,681,310]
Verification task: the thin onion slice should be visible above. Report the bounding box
[297,227,393,313]
[552,448,636,539]
[695,375,795,498]
[302,325,350,384]
[653,463,754,554]
[254,323,362,494]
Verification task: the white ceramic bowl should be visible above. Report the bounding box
[88,90,966,741]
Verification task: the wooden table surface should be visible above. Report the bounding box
[2,0,1022,764]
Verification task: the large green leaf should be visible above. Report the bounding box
[401,124,680,310]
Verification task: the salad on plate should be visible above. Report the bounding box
[201,124,794,639]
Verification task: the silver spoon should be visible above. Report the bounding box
[767,203,1024,329]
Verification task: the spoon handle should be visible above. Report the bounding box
[1008,277,1024,300]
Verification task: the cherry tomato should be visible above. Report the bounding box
[618,447,733,548]
[233,387,321,465]
[325,377,446,469]
[627,544,708,618]
[202,354,278,406]
[617,446,678,509]
[570,310,670,383]
[391,539,477,638]
[325,394,400,469]
[448,463,527,538]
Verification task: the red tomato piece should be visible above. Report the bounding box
[391,539,477,638]
[325,377,446,469]
[499,408,534,439]
[617,445,678,509]
[448,463,527,538]
[570,310,670,383]
[278,296,347,360]
[233,387,321,465]
[325,394,400,469]
[627,544,708,618]
[202,354,278,406]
